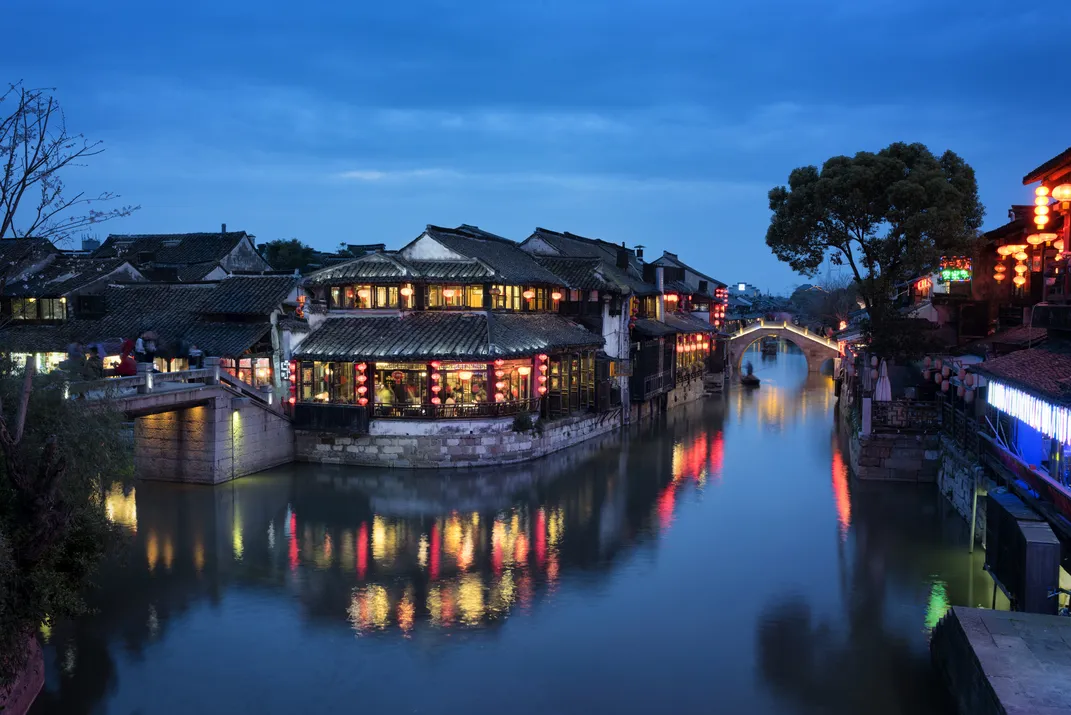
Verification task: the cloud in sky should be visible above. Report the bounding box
[5,0,1071,292]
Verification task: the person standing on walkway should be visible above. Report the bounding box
[134,336,146,363]
[188,343,203,369]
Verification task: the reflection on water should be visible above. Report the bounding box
[33,343,1000,715]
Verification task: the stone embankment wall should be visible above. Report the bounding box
[848,432,940,482]
[296,409,624,468]
[937,436,994,546]
[135,396,294,484]
[629,376,706,424]
[836,396,940,482]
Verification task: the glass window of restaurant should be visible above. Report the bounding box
[491,359,533,402]
[40,298,65,320]
[427,285,467,309]
[298,361,355,402]
[438,363,489,404]
[330,286,356,309]
[372,362,427,407]
[491,285,522,311]
[10,298,35,320]
[222,357,274,387]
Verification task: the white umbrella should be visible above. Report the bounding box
[874,359,892,402]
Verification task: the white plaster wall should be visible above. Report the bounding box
[400,233,466,261]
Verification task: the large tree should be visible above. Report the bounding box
[1,82,137,243]
[0,361,127,687]
[766,142,984,356]
[260,238,318,272]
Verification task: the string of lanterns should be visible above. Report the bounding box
[922,356,976,403]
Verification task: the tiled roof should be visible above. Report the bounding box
[0,238,57,283]
[198,275,298,315]
[663,312,713,334]
[534,256,618,292]
[304,251,494,285]
[304,253,416,285]
[178,261,223,281]
[0,323,80,352]
[972,340,1071,404]
[407,260,493,281]
[632,319,677,338]
[4,256,138,297]
[654,251,725,290]
[960,326,1047,357]
[185,322,271,357]
[94,232,250,266]
[294,312,602,361]
[422,225,563,284]
[524,228,658,295]
[89,284,217,342]
[1023,146,1071,185]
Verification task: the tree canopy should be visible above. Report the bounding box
[260,238,318,272]
[766,142,985,356]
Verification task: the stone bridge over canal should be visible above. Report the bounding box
[70,360,293,484]
[728,319,841,373]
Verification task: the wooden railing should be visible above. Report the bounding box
[370,399,540,419]
[941,400,982,457]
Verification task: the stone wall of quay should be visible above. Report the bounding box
[295,409,624,469]
[629,375,706,424]
[135,397,294,484]
[837,396,939,482]
[937,436,994,546]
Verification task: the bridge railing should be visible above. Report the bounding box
[67,357,277,410]
[732,319,840,351]
[67,367,215,398]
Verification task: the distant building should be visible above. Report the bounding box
[734,282,761,299]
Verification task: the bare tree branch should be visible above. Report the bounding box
[0,82,138,244]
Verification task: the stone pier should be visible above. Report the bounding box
[134,391,294,484]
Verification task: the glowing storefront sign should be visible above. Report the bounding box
[988,379,1071,444]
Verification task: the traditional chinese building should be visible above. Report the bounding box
[292,225,609,424]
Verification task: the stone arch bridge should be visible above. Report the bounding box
[728,319,841,373]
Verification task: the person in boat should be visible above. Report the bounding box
[745,360,754,377]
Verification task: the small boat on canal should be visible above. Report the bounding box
[740,362,760,388]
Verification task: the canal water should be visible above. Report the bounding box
[33,343,1002,715]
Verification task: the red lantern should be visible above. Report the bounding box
[431,397,441,405]
[357,363,367,372]
[358,397,368,406]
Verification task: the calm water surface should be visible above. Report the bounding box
[34,344,1002,715]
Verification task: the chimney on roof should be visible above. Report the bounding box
[221,223,227,234]
[635,244,645,259]
[616,247,630,270]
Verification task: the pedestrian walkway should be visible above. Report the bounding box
[932,606,1071,714]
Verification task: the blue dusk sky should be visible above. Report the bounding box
[7,0,1069,293]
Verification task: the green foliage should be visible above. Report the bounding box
[260,238,318,272]
[0,363,129,686]
[511,413,534,433]
[766,142,985,350]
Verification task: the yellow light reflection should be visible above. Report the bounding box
[444,513,462,557]
[348,585,390,631]
[417,534,429,569]
[103,483,137,532]
[232,521,244,560]
[146,530,159,570]
[457,573,485,625]
[193,538,205,573]
[162,537,174,571]
[398,588,415,633]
